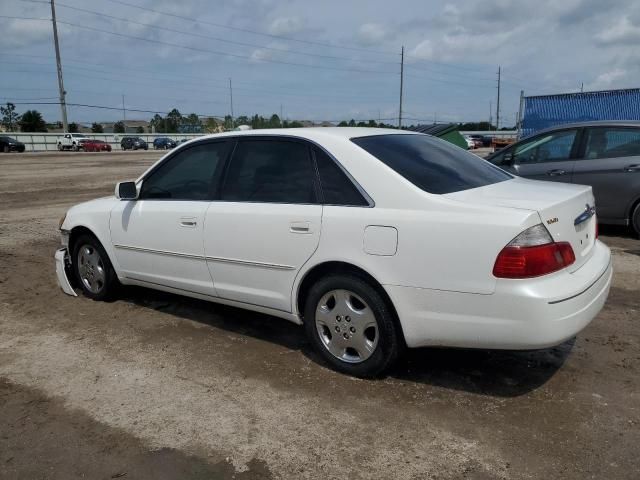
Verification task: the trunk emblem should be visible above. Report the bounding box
[574,203,596,226]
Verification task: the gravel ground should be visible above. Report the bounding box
[0,151,639,479]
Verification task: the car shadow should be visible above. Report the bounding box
[118,285,572,398]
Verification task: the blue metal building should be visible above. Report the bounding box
[521,88,640,138]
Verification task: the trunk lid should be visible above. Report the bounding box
[445,177,597,272]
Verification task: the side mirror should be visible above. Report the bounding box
[115,181,139,200]
[502,152,514,165]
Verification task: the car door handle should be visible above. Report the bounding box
[180,217,197,227]
[624,164,640,172]
[290,221,311,233]
[546,169,566,176]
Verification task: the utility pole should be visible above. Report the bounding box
[516,90,524,138]
[398,45,404,129]
[229,77,234,127]
[489,101,493,130]
[496,66,501,131]
[580,82,584,93]
[50,0,68,132]
[122,94,126,131]
[280,104,283,122]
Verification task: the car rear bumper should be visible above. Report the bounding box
[386,240,612,349]
[55,248,77,296]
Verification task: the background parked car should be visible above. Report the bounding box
[57,133,89,151]
[468,134,492,147]
[463,135,475,149]
[487,120,640,235]
[153,137,177,150]
[82,139,112,152]
[120,136,148,150]
[0,135,26,153]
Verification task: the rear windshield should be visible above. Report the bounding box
[352,134,511,194]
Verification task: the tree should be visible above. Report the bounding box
[113,121,125,133]
[337,121,348,127]
[165,108,182,133]
[268,114,281,128]
[1,103,19,131]
[150,114,165,133]
[19,110,47,132]
[136,126,145,134]
[91,122,104,133]
[205,117,218,132]
[235,115,250,127]
[68,122,79,133]
[223,115,233,130]
[348,119,356,127]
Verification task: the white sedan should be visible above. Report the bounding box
[56,128,612,377]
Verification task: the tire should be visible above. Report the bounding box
[631,202,640,238]
[2,145,8,153]
[304,274,401,377]
[72,143,79,152]
[71,234,118,301]
[57,143,63,151]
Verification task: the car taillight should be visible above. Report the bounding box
[493,224,575,279]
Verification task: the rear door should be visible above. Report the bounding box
[203,137,322,312]
[509,128,580,181]
[571,126,640,222]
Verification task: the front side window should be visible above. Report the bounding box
[140,141,229,200]
[584,127,640,160]
[352,134,511,195]
[314,147,368,206]
[221,139,317,203]
[512,129,577,164]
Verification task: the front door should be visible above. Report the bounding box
[203,137,322,312]
[110,140,231,295]
[510,128,579,182]
[572,126,640,222]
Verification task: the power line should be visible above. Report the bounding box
[50,1,400,66]
[100,0,400,56]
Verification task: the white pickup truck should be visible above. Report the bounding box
[57,133,90,151]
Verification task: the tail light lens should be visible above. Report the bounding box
[493,224,575,278]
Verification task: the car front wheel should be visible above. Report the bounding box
[304,274,401,377]
[72,234,118,301]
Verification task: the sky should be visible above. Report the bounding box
[1,0,639,126]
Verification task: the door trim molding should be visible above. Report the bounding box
[205,255,296,270]
[114,244,204,260]
[114,244,296,270]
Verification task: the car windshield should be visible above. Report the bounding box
[352,134,512,195]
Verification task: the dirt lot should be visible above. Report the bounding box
[1,151,639,479]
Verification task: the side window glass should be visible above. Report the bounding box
[584,128,640,160]
[140,142,228,200]
[513,130,577,164]
[221,139,317,203]
[314,147,368,206]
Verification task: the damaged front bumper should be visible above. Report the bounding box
[55,247,77,296]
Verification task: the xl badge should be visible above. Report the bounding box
[574,203,596,226]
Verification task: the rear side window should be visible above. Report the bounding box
[584,127,640,159]
[221,139,317,203]
[352,134,511,194]
[314,147,368,206]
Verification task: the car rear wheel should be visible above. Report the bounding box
[72,234,118,301]
[631,202,640,238]
[2,145,8,153]
[57,143,63,151]
[304,274,401,377]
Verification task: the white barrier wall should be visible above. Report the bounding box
[2,133,205,152]
[4,130,517,152]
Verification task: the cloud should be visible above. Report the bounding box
[268,16,304,35]
[356,23,392,46]
[0,19,51,48]
[596,16,640,46]
[588,68,627,90]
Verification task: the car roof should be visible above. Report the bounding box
[185,127,419,144]
[534,120,640,135]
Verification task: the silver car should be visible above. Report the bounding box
[487,121,640,236]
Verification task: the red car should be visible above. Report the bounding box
[82,139,112,152]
